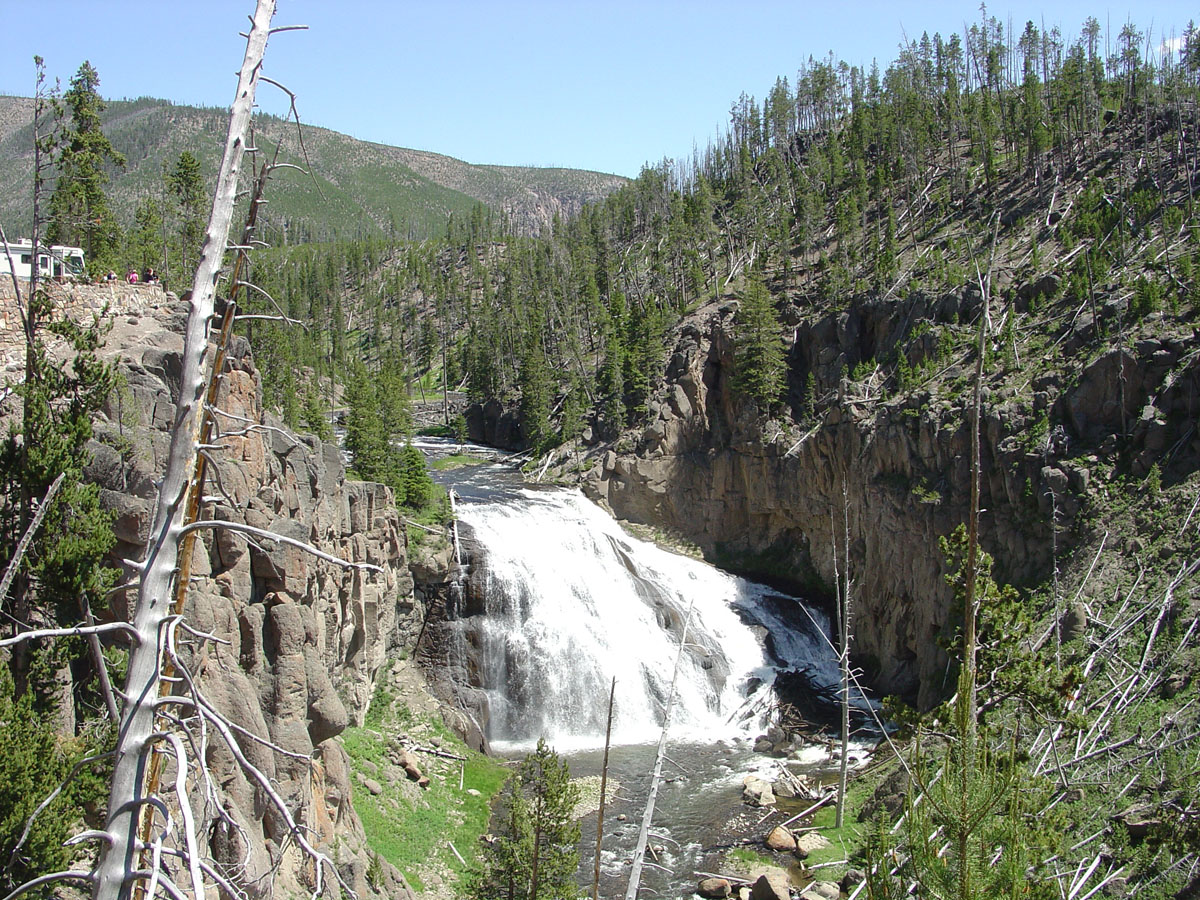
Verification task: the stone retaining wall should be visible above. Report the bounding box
[0,278,165,375]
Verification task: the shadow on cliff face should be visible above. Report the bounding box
[587,291,1065,711]
[599,283,1200,715]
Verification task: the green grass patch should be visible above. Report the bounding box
[340,695,507,891]
[799,771,880,872]
[727,846,777,871]
[402,484,454,551]
[432,454,488,471]
[805,805,864,868]
[414,366,446,393]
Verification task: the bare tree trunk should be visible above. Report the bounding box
[625,605,693,900]
[960,216,998,744]
[836,480,852,830]
[950,217,997,900]
[593,677,616,900]
[8,59,53,697]
[441,317,450,424]
[92,5,275,898]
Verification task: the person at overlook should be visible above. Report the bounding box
[126,269,138,284]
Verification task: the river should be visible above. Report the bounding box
[413,437,874,897]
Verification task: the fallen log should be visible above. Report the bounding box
[779,791,836,829]
[401,740,467,761]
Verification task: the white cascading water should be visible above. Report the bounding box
[455,488,836,751]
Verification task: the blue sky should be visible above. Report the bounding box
[0,1,1195,178]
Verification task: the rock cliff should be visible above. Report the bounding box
[44,284,422,899]
[539,288,1200,709]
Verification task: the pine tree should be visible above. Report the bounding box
[279,370,301,429]
[469,739,581,900]
[343,362,397,486]
[622,302,660,427]
[558,374,586,444]
[396,441,435,511]
[518,338,551,453]
[376,356,414,437]
[596,294,627,438]
[168,150,206,278]
[3,61,118,703]
[1,291,119,696]
[0,56,114,895]
[302,387,333,441]
[46,61,125,272]
[0,666,102,898]
[1019,21,1050,175]
[732,276,786,411]
[127,196,164,275]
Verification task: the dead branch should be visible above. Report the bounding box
[0,621,140,648]
[207,406,301,445]
[401,743,467,761]
[231,278,302,325]
[625,602,694,900]
[1,870,95,900]
[0,473,64,608]
[778,791,836,830]
[257,75,324,202]
[180,519,383,573]
[80,595,121,721]
[232,313,306,327]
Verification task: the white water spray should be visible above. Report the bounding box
[454,489,835,751]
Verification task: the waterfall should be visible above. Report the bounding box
[453,488,839,751]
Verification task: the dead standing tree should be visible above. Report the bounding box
[89,7,280,896]
[0,4,378,899]
[832,479,853,830]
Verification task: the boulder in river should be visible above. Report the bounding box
[750,871,791,900]
[697,877,733,898]
[742,775,777,807]
[795,832,832,856]
[765,825,796,852]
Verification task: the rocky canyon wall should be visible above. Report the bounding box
[5,282,420,899]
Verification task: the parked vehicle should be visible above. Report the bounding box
[0,239,86,280]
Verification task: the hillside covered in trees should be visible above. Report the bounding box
[248,13,1199,458]
[0,92,628,252]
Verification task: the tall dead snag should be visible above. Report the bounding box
[593,677,616,900]
[835,480,852,830]
[92,5,276,899]
[2,10,366,900]
[959,215,999,746]
[625,605,693,900]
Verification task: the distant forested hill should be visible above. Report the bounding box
[0,94,627,242]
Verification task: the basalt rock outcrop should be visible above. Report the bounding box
[561,290,1200,708]
[411,525,496,755]
[76,289,419,899]
[465,397,523,450]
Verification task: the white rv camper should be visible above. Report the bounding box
[0,240,86,281]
